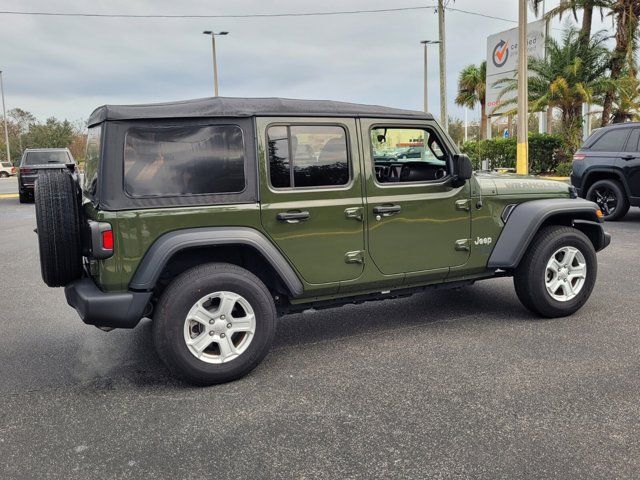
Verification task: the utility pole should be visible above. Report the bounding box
[420,40,440,113]
[516,0,529,175]
[202,31,229,97]
[0,71,10,165]
[464,107,468,142]
[437,0,447,132]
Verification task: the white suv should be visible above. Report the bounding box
[0,162,15,178]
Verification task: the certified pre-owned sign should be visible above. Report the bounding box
[485,19,546,115]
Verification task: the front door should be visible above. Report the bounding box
[361,120,471,276]
[258,117,365,286]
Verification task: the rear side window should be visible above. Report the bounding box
[83,126,102,197]
[267,125,349,189]
[23,151,70,166]
[124,125,245,197]
[589,129,630,152]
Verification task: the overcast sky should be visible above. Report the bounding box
[0,0,612,125]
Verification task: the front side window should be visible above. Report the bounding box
[124,125,245,197]
[267,125,349,189]
[590,129,630,152]
[371,127,449,184]
[624,128,640,152]
[83,125,102,197]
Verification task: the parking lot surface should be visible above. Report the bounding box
[0,195,638,479]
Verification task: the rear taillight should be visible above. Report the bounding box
[573,154,586,161]
[11,167,16,174]
[101,229,114,251]
[88,221,113,259]
[19,167,34,174]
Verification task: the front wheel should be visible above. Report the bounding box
[514,226,597,318]
[152,263,277,385]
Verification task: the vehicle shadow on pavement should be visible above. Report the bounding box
[273,279,525,351]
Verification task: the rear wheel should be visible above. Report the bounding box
[0,171,8,178]
[586,179,629,221]
[153,263,277,385]
[514,226,597,318]
[34,170,83,287]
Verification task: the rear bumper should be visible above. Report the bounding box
[64,277,152,329]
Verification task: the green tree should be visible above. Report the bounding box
[23,117,76,149]
[600,0,640,125]
[532,0,610,48]
[454,61,487,139]
[496,27,609,155]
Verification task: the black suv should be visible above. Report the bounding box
[572,122,640,220]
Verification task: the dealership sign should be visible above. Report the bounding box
[486,19,546,116]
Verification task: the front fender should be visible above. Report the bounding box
[487,198,607,269]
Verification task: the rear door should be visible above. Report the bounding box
[618,127,640,197]
[257,117,365,286]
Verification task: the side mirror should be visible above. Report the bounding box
[452,154,473,187]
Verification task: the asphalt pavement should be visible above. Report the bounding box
[0,195,638,479]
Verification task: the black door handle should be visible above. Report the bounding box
[622,155,636,160]
[373,204,402,216]
[276,211,310,222]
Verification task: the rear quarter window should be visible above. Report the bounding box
[83,125,102,198]
[123,124,245,197]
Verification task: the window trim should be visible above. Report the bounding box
[587,126,632,152]
[369,123,453,188]
[265,122,354,192]
[121,123,248,199]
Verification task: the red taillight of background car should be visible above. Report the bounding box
[573,154,586,161]
[101,229,114,251]
[11,167,16,174]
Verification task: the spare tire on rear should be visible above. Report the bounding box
[35,170,83,287]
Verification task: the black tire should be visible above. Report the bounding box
[514,226,597,318]
[586,179,629,221]
[0,171,8,178]
[34,170,83,287]
[153,263,277,385]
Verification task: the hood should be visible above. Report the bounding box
[474,172,570,196]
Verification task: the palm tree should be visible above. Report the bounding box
[532,0,610,47]
[455,61,487,139]
[601,0,640,125]
[495,27,609,153]
[606,74,640,122]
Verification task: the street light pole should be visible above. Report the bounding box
[516,0,529,174]
[420,40,440,114]
[437,0,447,132]
[0,71,10,165]
[202,31,229,97]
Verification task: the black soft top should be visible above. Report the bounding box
[87,97,431,126]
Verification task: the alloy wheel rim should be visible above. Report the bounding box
[593,187,617,216]
[545,246,587,302]
[183,291,256,364]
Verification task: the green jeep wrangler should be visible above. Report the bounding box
[34,97,610,385]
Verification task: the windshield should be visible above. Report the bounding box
[23,151,70,165]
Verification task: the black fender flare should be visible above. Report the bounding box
[128,227,304,297]
[487,198,607,269]
[582,167,630,197]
